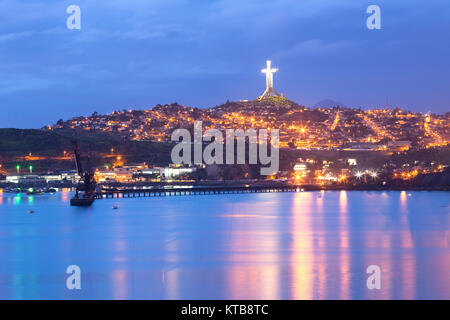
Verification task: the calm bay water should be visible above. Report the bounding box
[0,189,448,300]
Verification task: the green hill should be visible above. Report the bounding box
[0,128,172,164]
[0,128,122,156]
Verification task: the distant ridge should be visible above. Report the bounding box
[313,99,346,108]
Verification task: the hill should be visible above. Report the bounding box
[0,128,118,157]
[0,128,172,166]
[213,96,304,113]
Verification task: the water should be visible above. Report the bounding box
[0,189,448,300]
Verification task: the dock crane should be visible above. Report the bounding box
[70,141,97,206]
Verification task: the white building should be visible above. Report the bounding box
[41,174,62,183]
[161,167,195,179]
[6,175,20,184]
[293,163,309,177]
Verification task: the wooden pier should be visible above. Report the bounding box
[95,185,313,199]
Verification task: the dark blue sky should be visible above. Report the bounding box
[0,0,449,128]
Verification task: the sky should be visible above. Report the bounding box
[0,0,449,128]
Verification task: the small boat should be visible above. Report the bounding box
[26,189,44,195]
[112,205,118,210]
[28,210,35,214]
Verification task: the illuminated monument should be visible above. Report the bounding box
[258,60,281,101]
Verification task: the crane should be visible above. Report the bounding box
[70,141,97,206]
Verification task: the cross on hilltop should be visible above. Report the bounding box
[258,60,281,101]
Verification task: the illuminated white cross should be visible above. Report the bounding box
[259,60,280,100]
[262,60,278,90]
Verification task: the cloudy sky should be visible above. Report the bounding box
[0,0,449,128]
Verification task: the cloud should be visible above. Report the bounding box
[0,0,449,128]
[205,0,357,23]
[0,76,55,94]
[0,31,33,42]
[276,39,356,58]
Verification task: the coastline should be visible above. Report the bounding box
[1,181,448,193]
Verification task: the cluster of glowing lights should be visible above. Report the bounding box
[330,111,340,131]
[354,170,377,178]
[315,170,379,183]
[394,170,419,180]
[49,97,449,153]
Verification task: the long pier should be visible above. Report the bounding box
[95,185,312,199]
[94,184,448,200]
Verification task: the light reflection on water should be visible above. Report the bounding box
[0,190,448,300]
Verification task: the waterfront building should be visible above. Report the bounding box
[60,170,81,183]
[5,175,20,184]
[161,167,196,179]
[293,163,309,177]
[114,167,134,182]
[18,175,46,184]
[41,174,63,183]
[95,170,115,183]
